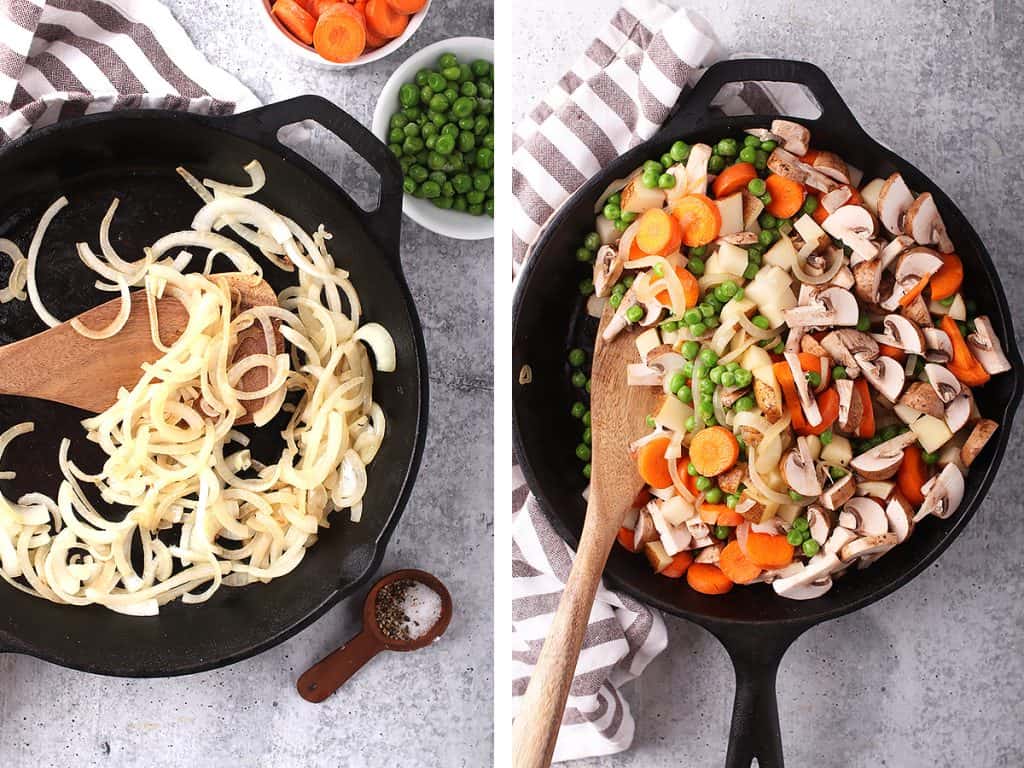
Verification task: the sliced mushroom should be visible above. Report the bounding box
[593,244,624,297]
[753,378,784,423]
[840,532,899,563]
[783,437,823,497]
[806,505,834,544]
[771,553,841,600]
[821,329,879,372]
[900,293,933,328]
[849,430,918,480]
[785,352,822,426]
[915,463,965,521]
[924,363,961,404]
[856,353,905,402]
[823,526,859,557]
[903,191,954,253]
[820,473,856,511]
[770,119,811,156]
[838,496,889,536]
[800,334,830,358]
[631,510,659,552]
[852,259,883,305]
[822,205,878,260]
[783,286,860,328]
[967,316,1012,374]
[885,492,915,543]
[960,419,998,467]
[812,151,851,184]
[835,379,863,434]
[876,173,915,236]
[944,392,972,433]
[923,327,953,363]
[875,314,925,354]
[898,381,945,419]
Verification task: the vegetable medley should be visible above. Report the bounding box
[567,120,1011,600]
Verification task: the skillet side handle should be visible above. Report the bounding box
[663,58,865,136]
[717,624,807,768]
[218,96,405,265]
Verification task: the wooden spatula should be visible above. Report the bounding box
[0,273,280,424]
[512,304,663,768]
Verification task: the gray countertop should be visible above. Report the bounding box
[512,1,1024,767]
[0,2,494,767]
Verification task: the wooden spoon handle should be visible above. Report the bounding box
[296,630,385,703]
[511,508,620,768]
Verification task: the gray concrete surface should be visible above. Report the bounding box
[512,1,1024,766]
[0,2,494,767]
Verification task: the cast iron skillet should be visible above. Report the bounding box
[512,60,1023,767]
[0,96,429,677]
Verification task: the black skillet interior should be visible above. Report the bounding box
[0,96,429,677]
[512,60,1023,766]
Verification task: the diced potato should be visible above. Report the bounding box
[910,414,954,453]
[741,345,773,372]
[859,178,886,216]
[655,395,693,434]
[636,328,661,360]
[659,496,692,527]
[715,192,744,237]
[763,234,798,272]
[621,179,666,213]
[644,541,673,573]
[716,241,749,276]
[821,435,852,466]
[893,404,923,426]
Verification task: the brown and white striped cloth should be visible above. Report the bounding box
[512,1,823,761]
[0,0,259,145]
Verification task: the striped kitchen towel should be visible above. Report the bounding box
[0,0,259,144]
[511,1,823,761]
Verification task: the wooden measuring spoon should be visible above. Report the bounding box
[296,569,453,703]
[0,273,281,425]
[511,304,662,768]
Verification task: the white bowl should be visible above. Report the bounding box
[258,0,431,69]
[372,36,494,240]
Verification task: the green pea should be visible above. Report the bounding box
[682,340,700,360]
[739,146,757,163]
[642,169,660,189]
[670,141,691,162]
[708,155,726,173]
[658,173,676,189]
[626,304,644,323]
[733,395,755,412]
[695,475,712,491]
[689,322,707,337]
[669,372,686,394]
[786,528,805,546]
[580,277,595,296]
[857,314,871,332]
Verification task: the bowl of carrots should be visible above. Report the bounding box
[263,0,430,67]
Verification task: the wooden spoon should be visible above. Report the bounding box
[0,273,280,425]
[512,304,662,768]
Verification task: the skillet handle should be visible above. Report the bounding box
[664,58,865,135]
[219,95,404,264]
[713,624,808,768]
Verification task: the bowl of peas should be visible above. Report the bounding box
[372,36,494,240]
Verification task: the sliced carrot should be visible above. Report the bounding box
[689,426,740,477]
[899,274,930,308]
[273,0,317,45]
[764,174,806,219]
[637,437,673,489]
[686,562,734,594]
[896,445,928,506]
[386,0,427,13]
[852,377,875,438]
[655,265,700,308]
[878,342,906,364]
[671,194,721,247]
[941,316,991,387]
[711,162,756,199]
[313,3,367,62]
[635,209,683,256]
[744,531,794,570]
[365,0,408,38]
[930,253,963,301]
[660,551,694,579]
[719,540,762,584]
[616,526,635,551]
